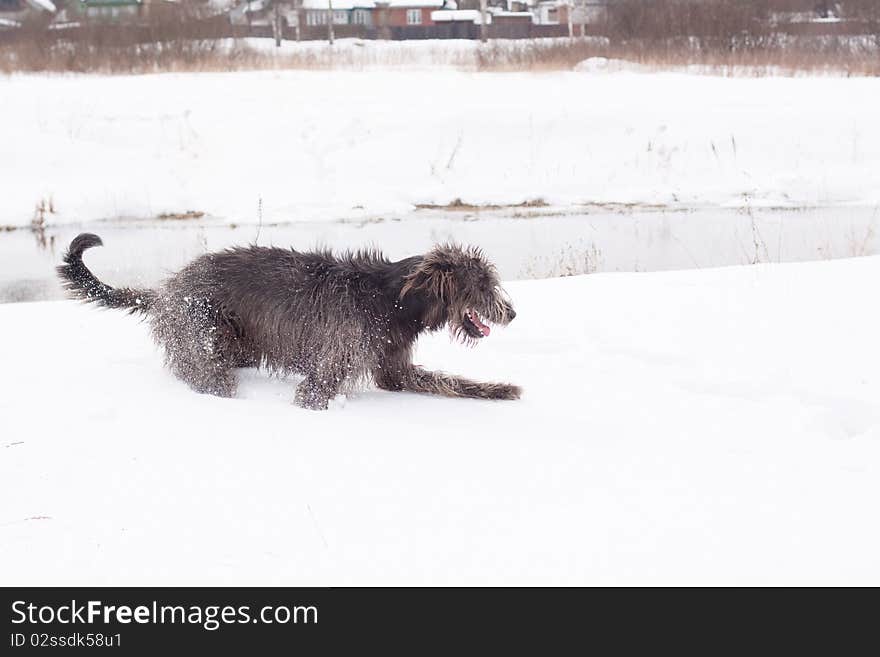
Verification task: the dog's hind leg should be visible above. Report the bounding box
[170,356,238,398]
[151,298,240,398]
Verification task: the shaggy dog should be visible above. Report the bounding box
[58,234,521,410]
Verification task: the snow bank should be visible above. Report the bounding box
[1,69,879,226]
[3,256,880,585]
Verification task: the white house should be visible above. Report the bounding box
[533,0,605,26]
[300,0,376,27]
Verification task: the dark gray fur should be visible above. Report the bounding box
[58,234,521,410]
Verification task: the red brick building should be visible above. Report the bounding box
[374,0,447,28]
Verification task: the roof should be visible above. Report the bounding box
[303,0,447,8]
[431,9,488,24]
[301,0,376,9]
[381,0,447,7]
[27,0,56,11]
[78,0,140,6]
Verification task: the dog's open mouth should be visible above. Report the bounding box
[463,309,491,339]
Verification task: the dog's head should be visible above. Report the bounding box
[401,244,516,342]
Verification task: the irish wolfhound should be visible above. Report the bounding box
[58,234,520,410]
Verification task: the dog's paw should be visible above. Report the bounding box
[294,389,330,411]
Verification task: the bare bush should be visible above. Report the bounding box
[604,0,763,42]
[841,1,880,21]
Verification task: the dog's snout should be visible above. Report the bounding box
[506,305,516,321]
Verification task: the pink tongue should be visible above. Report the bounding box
[471,313,491,336]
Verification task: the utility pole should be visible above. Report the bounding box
[575,0,584,39]
[273,0,282,47]
[327,0,335,45]
[567,0,573,39]
[479,0,487,43]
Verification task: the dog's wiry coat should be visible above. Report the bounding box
[58,234,520,410]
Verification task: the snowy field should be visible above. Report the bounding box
[3,57,879,586]
[2,67,880,227]
[2,255,880,586]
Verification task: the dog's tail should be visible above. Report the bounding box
[57,233,154,313]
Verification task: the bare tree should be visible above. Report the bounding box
[479,0,487,43]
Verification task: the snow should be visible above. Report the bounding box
[387,0,446,7]
[46,20,81,30]
[1,65,879,227]
[301,0,376,8]
[2,255,880,585]
[431,9,487,23]
[304,0,450,7]
[26,0,56,12]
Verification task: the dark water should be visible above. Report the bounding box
[2,205,878,303]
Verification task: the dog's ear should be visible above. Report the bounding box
[400,247,459,301]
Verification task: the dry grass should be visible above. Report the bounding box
[415,198,550,211]
[474,0,880,75]
[0,25,274,74]
[609,35,880,77]
[0,0,878,76]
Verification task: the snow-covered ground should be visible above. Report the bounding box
[2,67,879,227]
[3,256,880,586]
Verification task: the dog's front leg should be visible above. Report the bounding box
[399,366,520,401]
[294,374,341,411]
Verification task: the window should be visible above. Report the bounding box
[353,10,369,25]
[307,11,328,26]
[333,10,348,24]
[406,8,421,25]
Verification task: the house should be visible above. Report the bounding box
[0,0,56,25]
[533,0,607,27]
[430,8,487,25]
[229,0,271,26]
[0,0,25,27]
[68,0,192,21]
[374,0,448,28]
[72,0,143,20]
[228,0,300,27]
[490,9,532,29]
[430,7,486,37]
[227,0,376,29]
[299,0,375,27]
[533,0,566,26]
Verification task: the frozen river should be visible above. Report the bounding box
[1,204,877,303]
